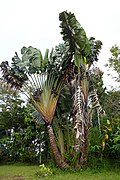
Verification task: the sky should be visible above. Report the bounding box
[0,0,120,89]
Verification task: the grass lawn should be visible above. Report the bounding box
[0,163,120,180]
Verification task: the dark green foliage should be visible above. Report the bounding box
[0,61,27,89]
[103,90,120,119]
[0,93,26,130]
[87,37,102,68]
[110,134,120,159]
[101,116,120,159]
[88,114,120,161]
[0,91,50,163]
[59,11,90,57]
[0,114,49,163]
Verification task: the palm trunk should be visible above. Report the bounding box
[74,120,89,168]
[47,125,69,169]
[80,125,88,167]
[73,78,89,168]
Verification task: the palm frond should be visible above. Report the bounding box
[32,110,45,124]
[31,73,63,124]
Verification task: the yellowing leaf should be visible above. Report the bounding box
[107,120,110,125]
[105,134,108,140]
[102,140,105,151]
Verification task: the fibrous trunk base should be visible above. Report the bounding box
[47,125,69,169]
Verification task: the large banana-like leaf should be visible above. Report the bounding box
[59,11,90,97]
[87,37,102,68]
[59,11,90,58]
[14,46,49,73]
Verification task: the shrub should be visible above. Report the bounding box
[35,164,53,177]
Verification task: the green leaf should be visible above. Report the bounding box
[59,11,90,57]
[74,53,83,68]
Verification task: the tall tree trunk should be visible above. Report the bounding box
[74,122,89,168]
[47,125,69,169]
[80,125,88,167]
[73,80,89,168]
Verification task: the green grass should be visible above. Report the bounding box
[0,163,120,180]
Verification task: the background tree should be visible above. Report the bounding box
[88,44,120,162]
[0,90,25,131]
[0,88,49,163]
[105,45,120,87]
